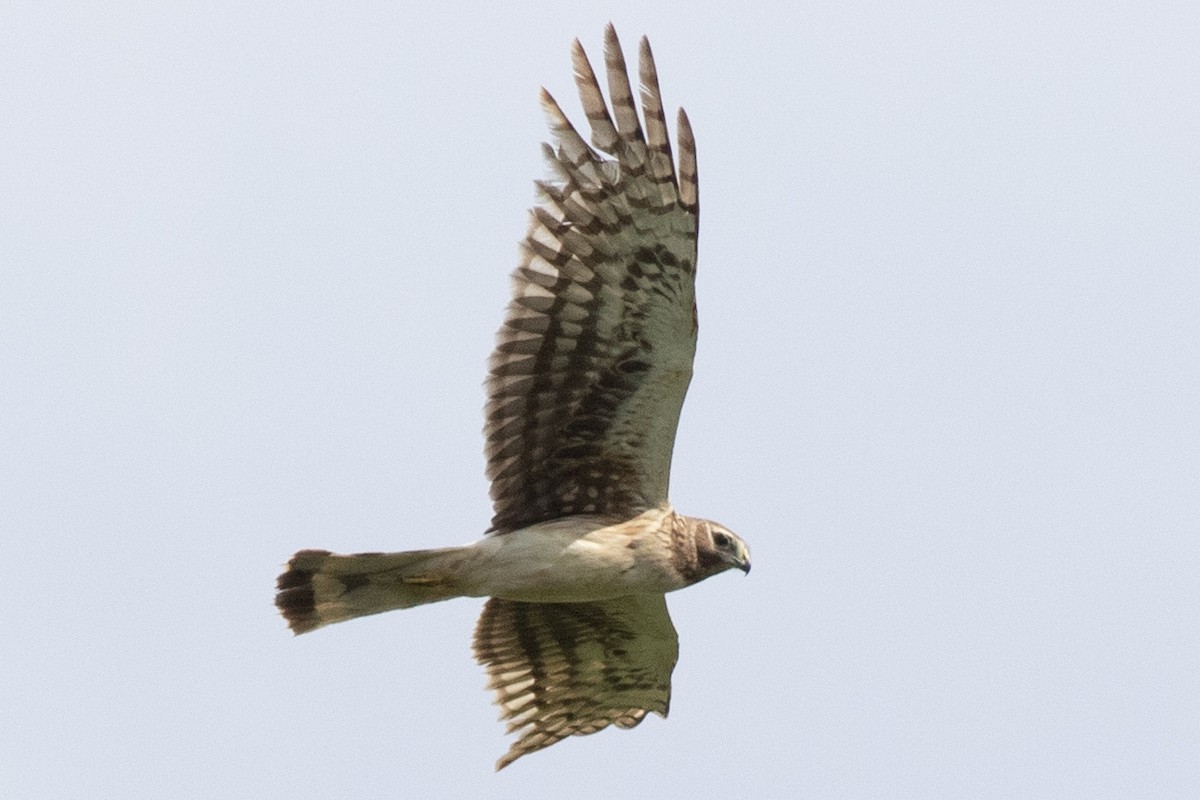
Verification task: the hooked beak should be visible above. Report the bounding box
[736,544,751,574]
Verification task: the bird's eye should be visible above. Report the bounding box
[713,532,731,548]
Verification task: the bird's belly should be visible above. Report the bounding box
[463,525,677,602]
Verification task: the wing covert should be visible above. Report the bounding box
[485,25,701,533]
[473,594,679,770]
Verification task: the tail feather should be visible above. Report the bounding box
[275,547,470,634]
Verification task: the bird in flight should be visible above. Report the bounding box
[275,24,751,770]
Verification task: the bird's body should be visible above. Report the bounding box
[278,505,741,625]
[457,506,692,602]
[275,25,751,770]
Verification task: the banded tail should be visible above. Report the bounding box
[275,547,470,634]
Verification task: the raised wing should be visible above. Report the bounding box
[484,25,701,533]
[472,594,679,769]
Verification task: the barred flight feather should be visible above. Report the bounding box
[485,24,700,534]
[473,594,678,770]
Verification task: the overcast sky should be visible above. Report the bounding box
[3,2,1198,798]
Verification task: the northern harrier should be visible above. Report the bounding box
[275,25,751,770]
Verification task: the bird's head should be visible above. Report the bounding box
[697,520,751,577]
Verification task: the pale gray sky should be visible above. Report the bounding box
[3,2,1198,798]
